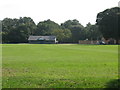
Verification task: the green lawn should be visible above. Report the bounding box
[2,44,118,88]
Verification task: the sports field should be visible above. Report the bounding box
[2,44,118,88]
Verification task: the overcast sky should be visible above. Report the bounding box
[0,0,119,26]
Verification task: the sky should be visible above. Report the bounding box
[0,0,119,26]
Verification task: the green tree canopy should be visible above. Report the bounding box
[61,19,85,42]
[52,29,72,43]
[85,23,102,40]
[2,17,36,43]
[96,7,120,44]
[35,19,60,35]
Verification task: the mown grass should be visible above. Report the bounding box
[2,44,118,88]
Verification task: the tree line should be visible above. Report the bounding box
[1,7,120,44]
[2,18,102,43]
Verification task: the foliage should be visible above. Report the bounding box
[85,23,102,40]
[61,19,85,42]
[2,17,36,43]
[96,7,120,44]
[52,29,72,42]
[35,19,60,35]
[2,17,103,43]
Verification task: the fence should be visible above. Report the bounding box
[78,40,98,44]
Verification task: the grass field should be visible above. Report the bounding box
[2,44,118,88]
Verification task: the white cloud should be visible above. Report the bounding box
[0,0,119,26]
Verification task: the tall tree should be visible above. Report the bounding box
[96,7,120,44]
[52,29,72,43]
[2,17,36,43]
[85,23,102,40]
[61,19,85,43]
[2,18,18,43]
[35,19,60,35]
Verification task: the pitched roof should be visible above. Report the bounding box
[28,36,56,41]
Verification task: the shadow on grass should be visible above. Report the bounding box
[105,79,120,89]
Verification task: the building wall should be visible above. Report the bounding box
[29,40,56,44]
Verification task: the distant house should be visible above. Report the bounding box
[28,36,57,44]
